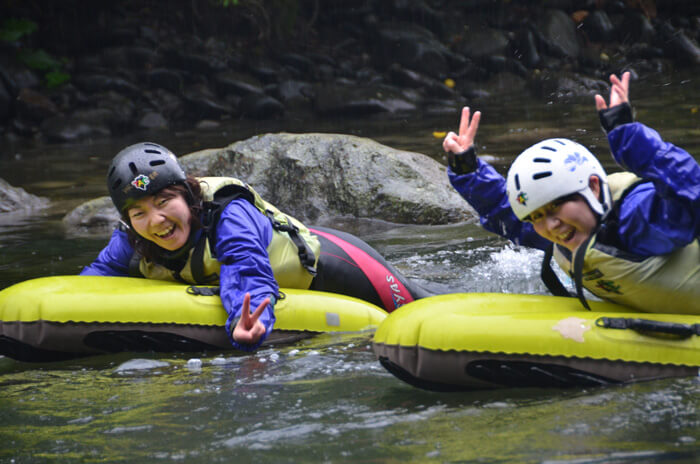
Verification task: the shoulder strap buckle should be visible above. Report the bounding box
[264,210,317,276]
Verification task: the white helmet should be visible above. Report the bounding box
[506,138,611,220]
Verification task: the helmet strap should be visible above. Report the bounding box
[597,180,613,222]
[118,218,132,232]
[581,175,611,222]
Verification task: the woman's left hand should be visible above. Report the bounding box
[232,293,270,345]
[442,106,481,154]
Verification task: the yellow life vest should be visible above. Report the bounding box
[553,172,700,314]
[138,177,321,289]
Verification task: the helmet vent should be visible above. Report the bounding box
[541,146,556,152]
[149,159,166,166]
[514,174,520,190]
[112,179,122,189]
[128,162,138,175]
[533,171,552,180]
[533,157,551,163]
[144,149,162,154]
[108,166,115,178]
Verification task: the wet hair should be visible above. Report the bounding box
[122,175,203,262]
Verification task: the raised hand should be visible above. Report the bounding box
[595,71,630,111]
[443,106,481,154]
[232,292,270,345]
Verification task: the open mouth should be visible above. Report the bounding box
[557,229,575,243]
[155,225,175,239]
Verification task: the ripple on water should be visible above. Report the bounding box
[244,346,380,386]
[217,403,448,450]
[103,424,153,434]
[114,358,170,373]
[398,242,568,294]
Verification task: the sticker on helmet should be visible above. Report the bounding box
[131,174,151,191]
[564,152,588,172]
[517,192,528,205]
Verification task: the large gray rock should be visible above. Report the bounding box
[63,133,475,233]
[0,178,49,213]
[181,133,473,224]
[62,196,120,235]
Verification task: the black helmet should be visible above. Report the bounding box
[107,142,187,212]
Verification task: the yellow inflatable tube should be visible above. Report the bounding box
[373,293,700,391]
[0,276,388,362]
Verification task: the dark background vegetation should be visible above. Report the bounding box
[1,0,699,145]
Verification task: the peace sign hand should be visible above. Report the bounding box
[232,292,270,346]
[443,106,481,154]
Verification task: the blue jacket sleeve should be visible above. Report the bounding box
[609,122,700,256]
[448,158,550,251]
[214,198,278,351]
[79,229,133,276]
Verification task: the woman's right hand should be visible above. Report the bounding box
[443,106,481,154]
[232,292,269,346]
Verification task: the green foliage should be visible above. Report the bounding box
[216,0,240,6]
[17,49,62,71]
[0,18,38,42]
[44,70,71,89]
[1,18,70,89]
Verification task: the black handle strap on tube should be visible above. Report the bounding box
[187,285,221,297]
[186,287,285,302]
[596,317,700,339]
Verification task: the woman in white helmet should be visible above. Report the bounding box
[443,72,700,314]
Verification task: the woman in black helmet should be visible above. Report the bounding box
[82,142,431,350]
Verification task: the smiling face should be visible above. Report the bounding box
[126,188,192,251]
[526,176,601,252]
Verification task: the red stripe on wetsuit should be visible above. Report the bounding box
[310,228,414,311]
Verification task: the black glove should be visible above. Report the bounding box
[598,102,633,134]
[448,146,478,175]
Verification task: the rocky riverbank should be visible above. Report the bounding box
[1,0,699,146]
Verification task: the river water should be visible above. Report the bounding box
[1,72,699,463]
